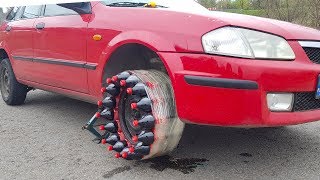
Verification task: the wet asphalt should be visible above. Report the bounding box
[0,90,319,180]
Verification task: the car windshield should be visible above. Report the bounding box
[102,0,208,13]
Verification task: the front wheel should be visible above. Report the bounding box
[98,70,185,160]
[0,58,28,105]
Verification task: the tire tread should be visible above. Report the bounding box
[0,59,28,105]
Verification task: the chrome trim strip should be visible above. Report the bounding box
[299,41,320,48]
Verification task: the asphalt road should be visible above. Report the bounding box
[0,90,320,180]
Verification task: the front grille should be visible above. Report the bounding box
[303,47,320,64]
[293,92,320,111]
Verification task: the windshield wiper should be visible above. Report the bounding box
[106,2,148,7]
[106,1,168,8]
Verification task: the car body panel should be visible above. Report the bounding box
[4,18,40,82]
[32,14,90,93]
[1,2,320,127]
[159,41,320,126]
[201,11,320,41]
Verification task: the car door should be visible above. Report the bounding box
[6,6,42,81]
[32,4,90,93]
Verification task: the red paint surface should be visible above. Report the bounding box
[0,2,320,127]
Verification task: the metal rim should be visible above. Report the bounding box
[119,93,142,145]
[1,67,10,99]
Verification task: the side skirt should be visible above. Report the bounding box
[18,79,99,104]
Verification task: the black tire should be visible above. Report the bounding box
[97,70,185,160]
[0,58,28,105]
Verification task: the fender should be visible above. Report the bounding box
[0,41,11,62]
[98,30,187,69]
[0,42,22,84]
[99,30,186,79]
[87,30,185,98]
[0,41,5,52]
[0,20,9,55]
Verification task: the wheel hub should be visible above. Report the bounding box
[119,93,142,144]
[1,67,10,98]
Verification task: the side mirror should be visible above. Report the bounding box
[57,2,92,15]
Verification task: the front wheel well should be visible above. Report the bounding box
[0,49,9,61]
[102,44,168,85]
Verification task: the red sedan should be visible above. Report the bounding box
[1,1,320,160]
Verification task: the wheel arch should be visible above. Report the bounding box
[99,32,180,87]
[105,30,187,53]
[0,48,9,62]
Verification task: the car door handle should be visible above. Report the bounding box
[35,22,45,30]
[5,25,12,32]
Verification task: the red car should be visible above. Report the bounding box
[1,1,320,160]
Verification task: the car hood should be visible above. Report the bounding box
[93,4,320,53]
[201,11,320,41]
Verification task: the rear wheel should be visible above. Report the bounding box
[0,58,28,105]
[98,70,185,160]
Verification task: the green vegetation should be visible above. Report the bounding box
[198,0,320,29]
[223,9,265,17]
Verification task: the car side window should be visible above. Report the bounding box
[21,5,42,19]
[6,7,19,21]
[14,7,24,20]
[44,4,78,17]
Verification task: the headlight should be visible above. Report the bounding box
[202,27,295,60]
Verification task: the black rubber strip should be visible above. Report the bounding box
[184,75,259,90]
[12,56,97,70]
[33,58,85,68]
[12,56,33,62]
[84,64,97,70]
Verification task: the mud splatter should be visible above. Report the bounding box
[145,155,208,174]
[103,166,131,179]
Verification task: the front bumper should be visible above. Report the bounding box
[158,41,320,127]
